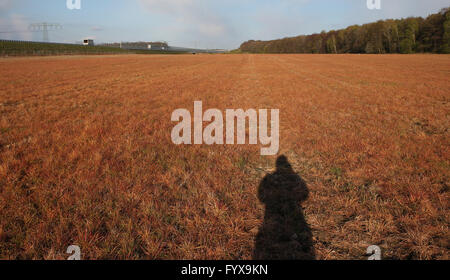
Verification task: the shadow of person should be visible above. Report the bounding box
[253,155,315,260]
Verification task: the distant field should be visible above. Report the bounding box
[0,41,184,56]
[0,54,448,260]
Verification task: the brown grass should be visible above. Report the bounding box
[0,54,448,260]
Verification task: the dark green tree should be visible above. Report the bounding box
[441,8,450,53]
[238,7,449,54]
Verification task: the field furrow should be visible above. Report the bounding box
[0,54,448,260]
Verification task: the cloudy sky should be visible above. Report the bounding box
[0,0,449,49]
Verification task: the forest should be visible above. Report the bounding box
[239,7,450,54]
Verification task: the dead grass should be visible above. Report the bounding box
[0,54,448,260]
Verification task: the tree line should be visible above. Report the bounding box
[239,7,450,54]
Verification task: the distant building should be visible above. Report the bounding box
[100,41,169,51]
[83,39,94,46]
[147,42,168,51]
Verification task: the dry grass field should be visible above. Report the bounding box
[0,54,448,260]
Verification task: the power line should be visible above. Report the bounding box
[0,30,39,34]
[28,23,62,42]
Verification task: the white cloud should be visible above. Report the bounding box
[139,0,198,14]
[138,0,234,47]
[0,14,32,40]
[0,0,31,40]
[381,0,450,18]
[0,0,13,12]
[90,26,104,32]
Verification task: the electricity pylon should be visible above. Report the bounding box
[28,23,62,42]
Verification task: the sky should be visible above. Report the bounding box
[0,0,449,49]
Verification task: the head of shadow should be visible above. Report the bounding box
[253,155,315,260]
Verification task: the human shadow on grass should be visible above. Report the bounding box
[253,155,315,260]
